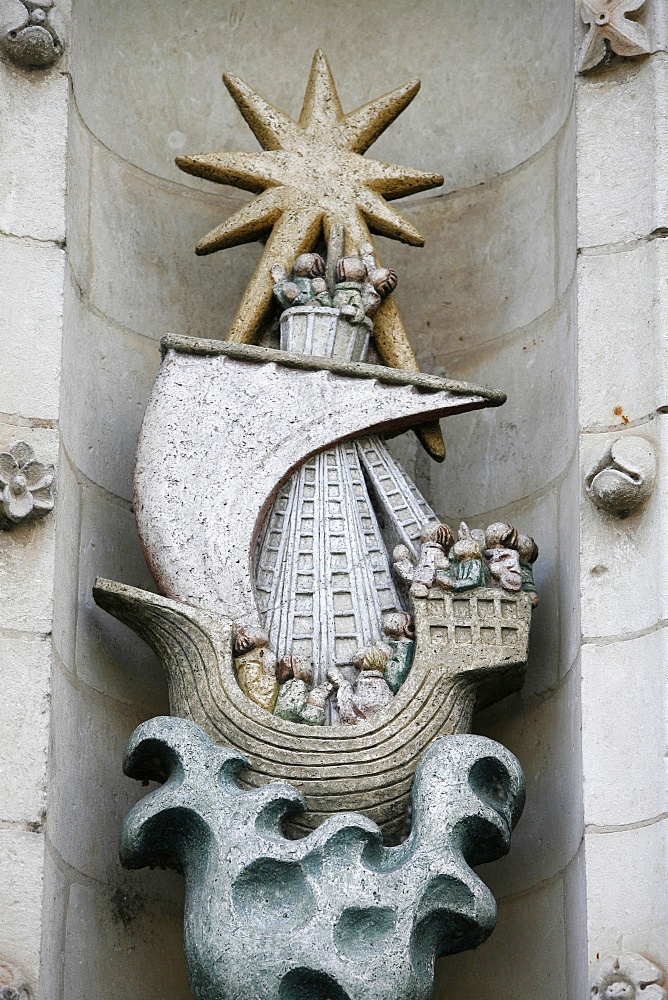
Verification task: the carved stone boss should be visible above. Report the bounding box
[579,0,651,72]
[0,0,65,68]
[95,51,539,1000]
[0,441,54,530]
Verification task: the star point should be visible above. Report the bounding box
[178,51,445,457]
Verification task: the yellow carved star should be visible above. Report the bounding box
[177,49,446,459]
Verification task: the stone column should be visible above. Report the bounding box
[0,4,69,993]
[576,0,668,974]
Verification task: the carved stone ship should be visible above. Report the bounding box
[96,575,531,843]
[95,319,531,842]
[94,50,537,845]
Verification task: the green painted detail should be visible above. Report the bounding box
[120,717,525,1000]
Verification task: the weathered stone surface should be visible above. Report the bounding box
[585,818,668,966]
[134,339,503,630]
[70,0,573,193]
[0,59,67,242]
[94,578,530,841]
[120,715,525,1000]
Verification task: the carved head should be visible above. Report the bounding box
[352,644,390,672]
[292,657,313,683]
[453,522,482,562]
[335,256,367,283]
[233,627,269,657]
[235,634,276,677]
[484,522,519,550]
[371,267,398,298]
[292,253,326,278]
[420,521,454,552]
[517,534,539,564]
[382,611,414,640]
[393,543,412,563]
[276,656,295,684]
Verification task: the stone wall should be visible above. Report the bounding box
[576,3,668,972]
[0,4,69,990]
[40,2,585,998]
[5,1,666,998]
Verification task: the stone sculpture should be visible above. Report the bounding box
[392,518,539,605]
[0,441,54,530]
[121,716,525,1000]
[0,0,65,68]
[175,48,446,458]
[586,435,656,517]
[94,50,539,999]
[590,953,666,999]
[579,0,651,73]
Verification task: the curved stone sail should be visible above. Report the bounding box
[133,334,505,631]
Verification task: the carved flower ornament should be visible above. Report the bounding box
[0,441,54,529]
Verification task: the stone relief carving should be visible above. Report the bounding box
[95,50,538,999]
[0,441,54,530]
[590,953,666,999]
[585,435,656,517]
[0,960,33,999]
[176,49,446,460]
[579,0,651,73]
[0,0,65,68]
[121,717,525,1000]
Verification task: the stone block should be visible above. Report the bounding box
[60,272,159,502]
[0,423,57,633]
[0,61,67,243]
[585,820,668,969]
[473,665,583,899]
[51,446,81,670]
[70,0,573,191]
[580,424,667,639]
[0,631,50,825]
[87,143,260,341]
[582,629,667,827]
[426,295,576,517]
[433,876,567,1000]
[0,236,64,422]
[577,58,668,248]
[578,241,667,430]
[62,882,189,1000]
[75,481,167,707]
[0,830,44,987]
[48,663,173,896]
